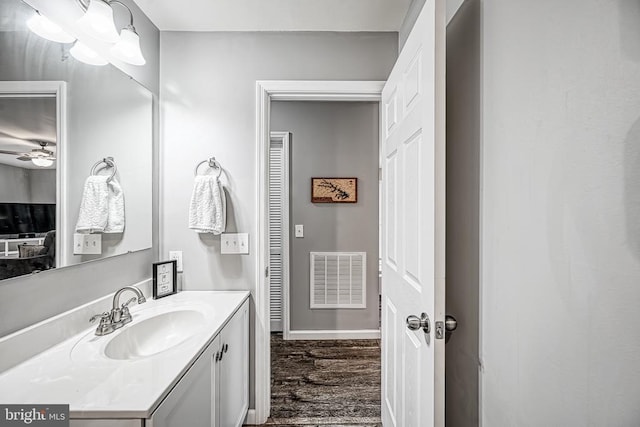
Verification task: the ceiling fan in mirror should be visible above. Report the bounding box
[0,140,56,167]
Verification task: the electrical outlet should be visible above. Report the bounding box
[295,224,304,238]
[169,250,183,272]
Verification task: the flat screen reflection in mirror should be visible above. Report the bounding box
[0,0,153,282]
[0,86,61,281]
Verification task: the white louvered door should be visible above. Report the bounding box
[268,132,290,332]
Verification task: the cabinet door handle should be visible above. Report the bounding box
[224,344,229,353]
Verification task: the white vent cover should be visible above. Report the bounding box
[310,252,366,309]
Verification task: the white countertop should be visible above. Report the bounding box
[0,291,250,419]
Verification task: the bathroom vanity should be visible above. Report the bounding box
[0,291,250,427]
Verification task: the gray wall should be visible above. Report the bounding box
[445,0,480,426]
[481,0,640,424]
[0,164,55,208]
[160,30,397,409]
[271,101,379,332]
[0,164,30,203]
[399,0,465,52]
[0,0,160,337]
[28,169,56,204]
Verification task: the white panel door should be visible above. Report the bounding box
[381,1,446,426]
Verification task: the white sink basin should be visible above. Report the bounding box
[71,306,209,362]
[103,310,206,360]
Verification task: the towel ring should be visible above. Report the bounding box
[194,157,223,178]
[91,157,117,182]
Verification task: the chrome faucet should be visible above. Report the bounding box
[112,286,146,324]
[90,286,146,336]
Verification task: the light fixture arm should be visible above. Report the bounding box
[75,0,136,30]
[75,0,89,12]
[109,1,135,29]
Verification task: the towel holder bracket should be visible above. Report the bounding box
[194,157,222,178]
[91,157,117,182]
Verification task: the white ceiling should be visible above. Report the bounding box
[133,0,413,32]
[0,97,57,170]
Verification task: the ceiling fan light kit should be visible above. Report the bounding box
[0,141,56,168]
[31,157,54,167]
[26,0,146,67]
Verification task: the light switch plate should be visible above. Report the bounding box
[73,233,101,255]
[221,233,250,255]
[295,224,304,238]
[169,251,183,272]
[237,233,249,254]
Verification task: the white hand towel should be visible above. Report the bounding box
[104,177,125,233]
[189,175,226,234]
[75,175,109,233]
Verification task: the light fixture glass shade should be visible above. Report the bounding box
[77,0,120,43]
[70,41,108,66]
[32,157,54,167]
[110,28,145,65]
[27,12,76,44]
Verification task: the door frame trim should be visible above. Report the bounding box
[0,81,67,267]
[255,80,385,424]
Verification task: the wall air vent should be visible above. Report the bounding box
[310,252,366,309]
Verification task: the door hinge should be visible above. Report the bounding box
[265,266,269,277]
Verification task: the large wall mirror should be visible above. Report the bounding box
[0,0,153,281]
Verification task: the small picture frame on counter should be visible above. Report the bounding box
[153,260,177,299]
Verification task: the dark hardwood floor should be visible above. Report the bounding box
[252,333,382,427]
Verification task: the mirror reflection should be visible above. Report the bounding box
[0,95,57,279]
[0,0,153,281]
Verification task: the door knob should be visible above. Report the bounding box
[406,312,430,334]
[445,314,458,332]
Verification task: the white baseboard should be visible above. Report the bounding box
[244,409,257,425]
[286,329,380,340]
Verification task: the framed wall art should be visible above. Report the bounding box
[311,178,358,203]
[152,260,177,299]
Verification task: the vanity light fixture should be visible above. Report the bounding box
[76,0,120,43]
[26,11,76,44]
[31,157,54,167]
[76,0,146,66]
[110,26,145,65]
[26,0,146,67]
[70,40,108,66]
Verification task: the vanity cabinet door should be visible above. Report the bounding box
[216,300,249,427]
[147,335,219,427]
[147,298,248,427]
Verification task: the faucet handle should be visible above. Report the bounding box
[121,297,137,308]
[90,312,115,336]
[89,312,111,324]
